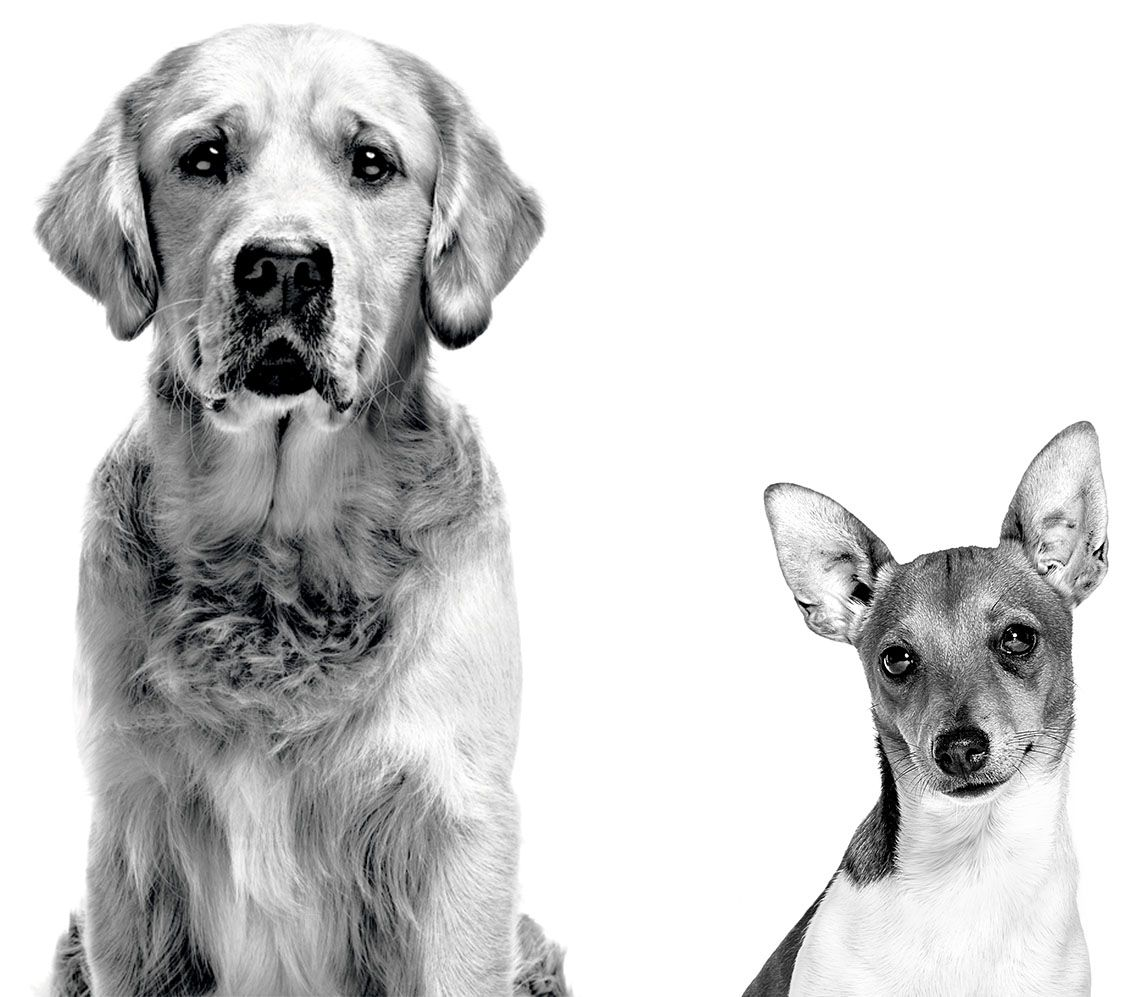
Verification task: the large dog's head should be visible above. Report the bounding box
[37,25,542,430]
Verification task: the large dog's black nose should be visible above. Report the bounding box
[234,242,333,317]
[933,726,990,778]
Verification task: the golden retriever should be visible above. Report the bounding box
[37,23,565,997]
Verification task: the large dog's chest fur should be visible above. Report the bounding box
[143,524,413,731]
[107,524,431,990]
[91,421,462,740]
[160,538,394,682]
[196,755,350,995]
[79,407,518,992]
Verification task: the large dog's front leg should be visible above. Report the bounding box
[414,800,520,997]
[348,784,520,997]
[83,806,216,997]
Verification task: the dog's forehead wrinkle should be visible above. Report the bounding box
[154,26,437,174]
[882,548,1028,613]
[863,545,1062,671]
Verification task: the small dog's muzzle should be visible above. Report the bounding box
[932,726,990,778]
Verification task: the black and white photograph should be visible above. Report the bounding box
[3,2,1138,995]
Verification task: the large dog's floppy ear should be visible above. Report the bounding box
[35,79,160,341]
[765,484,896,644]
[419,76,543,349]
[1000,421,1108,606]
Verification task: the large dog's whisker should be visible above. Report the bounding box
[144,296,206,326]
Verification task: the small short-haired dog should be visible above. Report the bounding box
[746,422,1106,996]
[37,24,566,997]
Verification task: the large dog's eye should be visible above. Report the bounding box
[352,146,396,184]
[999,624,1037,656]
[179,140,227,181]
[880,645,918,679]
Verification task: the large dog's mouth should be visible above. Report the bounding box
[243,339,315,397]
[208,321,357,418]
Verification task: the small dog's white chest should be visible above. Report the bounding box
[790,850,1089,996]
[201,759,344,996]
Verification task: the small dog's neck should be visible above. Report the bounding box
[891,759,1073,890]
[799,749,1084,996]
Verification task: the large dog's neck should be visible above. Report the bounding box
[152,400,370,538]
[143,306,448,539]
[144,363,446,542]
[132,346,500,739]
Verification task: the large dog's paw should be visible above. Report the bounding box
[50,914,91,997]
[513,914,571,997]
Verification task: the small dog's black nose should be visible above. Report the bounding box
[933,726,990,778]
[234,242,333,317]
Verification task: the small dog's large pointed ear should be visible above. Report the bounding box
[765,484,896,644]
[35,81,159,341]
[1000,421,1108,606]
[419,77,543,349]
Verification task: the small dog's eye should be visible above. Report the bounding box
[999,624,1037,656]
[880,645,917,678]
[352,146,396,184]
[179,140,227,181]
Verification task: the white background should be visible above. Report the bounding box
[2,1,1139,993]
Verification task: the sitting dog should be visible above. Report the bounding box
[746,422,1106,996]
[38,24,566,997]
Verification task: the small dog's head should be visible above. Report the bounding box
[36,25,542,430]
[765,423,1108,803]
